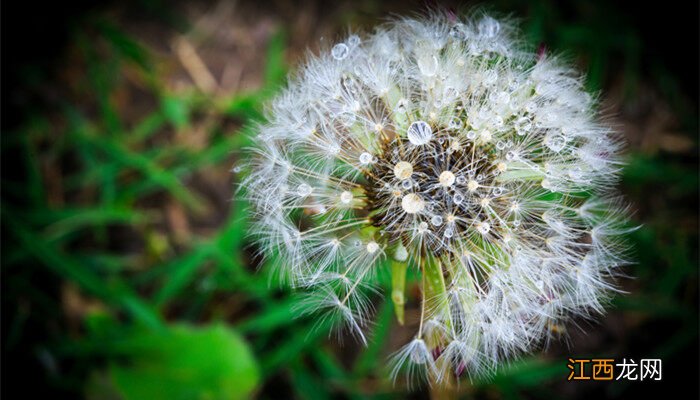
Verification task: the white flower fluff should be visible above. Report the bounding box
[242,12,632,383]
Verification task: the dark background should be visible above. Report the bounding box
[2,1,698,399]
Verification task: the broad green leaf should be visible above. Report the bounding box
[93,324,259,400]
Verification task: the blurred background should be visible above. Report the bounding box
[2,0,698,399]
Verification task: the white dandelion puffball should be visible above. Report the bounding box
[242,12,632,383]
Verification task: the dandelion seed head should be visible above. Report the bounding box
[242,10,632,383]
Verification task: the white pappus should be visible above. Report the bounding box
[240,11,634,385]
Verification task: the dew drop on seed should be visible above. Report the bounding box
[449,23,467,40]
[453,193,464,204]
[544,133,566,152]
[466,130,477,140]
[456,175,466,185]
[568,167,583,180]
[449,117,463,130]
[407,121,433,145]
[444,227,455,238]
[417,54,438,77]
[506,151,517,161]
[477,222,490,234]
[339,111,356,127]
[340,191,353,204]
[331,43,349,60]
[514,117,531,135]
[444,86,458,99]
[396,99,408,114]
[297,183,312,197]
[418,221,429,232]
[431,215,443,226]
[402,179,413,190]
[347,35,361,47]
[366,241,379,254]
[496,141,506,150]
[359,152,373,165]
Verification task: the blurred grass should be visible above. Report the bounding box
[1,1,697,399]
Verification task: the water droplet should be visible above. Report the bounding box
[347,35,361,47]
[449,117,463,130]
[297,183,312,197]
[417,54,438,77]
[483,70,498,85]
[401,179,413,190]
[418,222,429,232]
[396,99,408,113]
[331,43,349,60]
[340,191,353,204]
[453,193,464,204]
[514,116,532,136]
[544,133,567,152]
[359,152,373,164]
[339,111,356,127]
[496,141,506,150]
[466,130,477,140]
[444,86,458,99]
[366,241,379,254]
[407,121,433,145]
[456,175,466,185]
[341,76,357,94]
[431,215,443,226]
[444,227,455,238]
[449,23,468,40]
[476,222,491,234]
[505,151,517,161]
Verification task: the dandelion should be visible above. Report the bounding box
[241,11,633,384]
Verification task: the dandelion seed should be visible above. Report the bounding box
[393,161,413,180]
[401,193,425,214]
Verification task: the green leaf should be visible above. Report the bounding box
[95,324,259,400]
[162,95,190,131]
